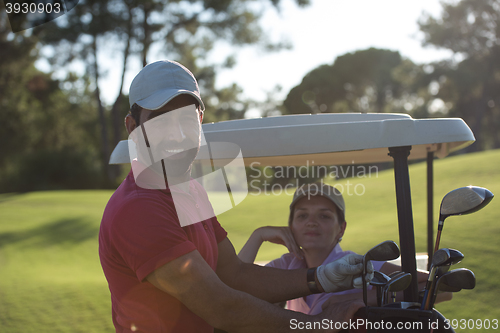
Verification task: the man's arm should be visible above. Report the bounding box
[217,238,331,303]
[146,248,362,333]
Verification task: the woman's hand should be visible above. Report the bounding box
[238,226,303,263]
[256,226,303,260]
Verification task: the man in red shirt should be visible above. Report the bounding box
[99,60,370,333]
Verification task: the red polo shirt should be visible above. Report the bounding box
[99,166,227,332]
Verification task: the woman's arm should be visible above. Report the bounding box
[238,229,266,263]
[238,226,303,263]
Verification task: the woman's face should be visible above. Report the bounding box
[291,195,346,253]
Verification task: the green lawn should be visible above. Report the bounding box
[1,149,499,332]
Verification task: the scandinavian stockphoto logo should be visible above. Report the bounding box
[127,104,248,227]
[4,0,79,33]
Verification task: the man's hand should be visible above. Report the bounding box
[319,297,365,333]
[316,254,374,293]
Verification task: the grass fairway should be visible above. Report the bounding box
[0,149,499,332]
[0,191,115,332]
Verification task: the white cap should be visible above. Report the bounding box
[289,182,346,224]
[129,60,205,111]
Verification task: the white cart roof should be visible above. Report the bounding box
[110,113,475,166]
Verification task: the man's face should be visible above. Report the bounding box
[130,94,202,179]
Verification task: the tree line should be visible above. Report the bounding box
[1,0,498,193]
[283,0,500,153]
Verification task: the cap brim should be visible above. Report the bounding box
[136,88,205,111]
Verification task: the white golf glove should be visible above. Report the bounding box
[316,253,374,293]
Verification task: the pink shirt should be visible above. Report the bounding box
[266,244,385,315]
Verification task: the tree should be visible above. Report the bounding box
[0,10,102,192]
[418,0,500,150]
[1,10,38,162]
[38,0,136,180]
[36,0,310,183]
[283,48,407,114]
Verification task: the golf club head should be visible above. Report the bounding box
[382,272,412,305]
[432,249,464,289]
[370,271,390,286]
[365,241,401,262]
[439,186,494,221]
[371,271,390,307]
[430,268,475,308]
[422,248,455,309]
[363,241,400,305]
[438,268,476,291]
[431,248,451,267]
[388,271,408,303]
[388,271,407,279]
[432,248,464,267]
[437,284,462,292]
[436,265,450,278]
[387,272,412,293]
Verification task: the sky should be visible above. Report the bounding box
[214,0,453,110]
[54,0,455,117]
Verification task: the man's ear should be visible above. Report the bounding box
[125,114,137,135]
[199,110,204,124]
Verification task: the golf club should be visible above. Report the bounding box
[388,271,407,279]
[429,268,475,309]
[435,265,451,278]
[370,271,390,306]
[362,241,400,305]
[421,248,463,310]
[433,248,464,279]
[388,272,408,303]
[387,271,407,303]
[381,272,412,305]
[434,186,494,254]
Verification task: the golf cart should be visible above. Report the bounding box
[110,112,493,332]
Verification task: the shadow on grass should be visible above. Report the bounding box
[0,218,98,248]
[0,193,23,204]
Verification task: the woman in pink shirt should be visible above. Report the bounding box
[239,182,433,314]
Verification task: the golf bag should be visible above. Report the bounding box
[345,306,454,333]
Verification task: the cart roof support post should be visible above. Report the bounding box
[427,152,434,270]
[389,146,418,302]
